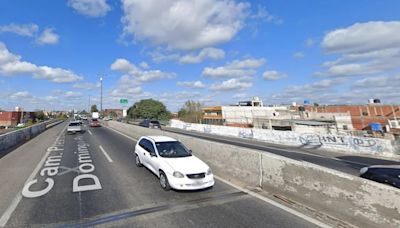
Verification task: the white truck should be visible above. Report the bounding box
[92,112,99,119]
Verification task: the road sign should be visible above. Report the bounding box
[120,99,128,104]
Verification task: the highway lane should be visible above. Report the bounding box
[163,127,400,175]
[0,122,323,227]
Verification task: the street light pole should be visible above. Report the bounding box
[100,77,103,113]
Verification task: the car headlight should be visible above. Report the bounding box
[360,167,369,175]
[173,171,184,178]
[206,168,212,175]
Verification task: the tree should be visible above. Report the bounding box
[36,111,45,121]
[109,111,118,117]
[91,105,98,113]
[128,99,171,120]
[178,100,203,123]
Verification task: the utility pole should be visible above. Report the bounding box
[88,95,91,113]
[100,76,103,113]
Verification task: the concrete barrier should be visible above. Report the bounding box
[170,120,398,158]
[0,120,63,153]
[106,121,400,228]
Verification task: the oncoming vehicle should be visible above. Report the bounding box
[90,118,101,127]
[134,136,214,191]
[360,165,400,188]
[67,120,83,134]
[139,120,161,129]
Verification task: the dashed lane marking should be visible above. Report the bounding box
[99,145,113,163]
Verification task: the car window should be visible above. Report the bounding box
[69,122,80,126]
[150,121,159,124]
[155,141,191,158]
[139,139,156,154]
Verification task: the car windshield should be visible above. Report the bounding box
[150,121,159,124]
[92,119,98,122]
[155,141,191,158]
[69,122,80,126]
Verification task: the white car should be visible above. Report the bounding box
[67,120,83,134]
[134,136,214,191]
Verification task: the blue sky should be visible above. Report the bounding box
[0,0,400,112]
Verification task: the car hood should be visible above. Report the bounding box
[162,156,209,174]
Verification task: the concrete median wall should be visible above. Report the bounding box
[106,121,400,228]
[170,120,398,158]
[0,120,63,153]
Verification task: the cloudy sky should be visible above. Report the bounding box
[0,0,399,111]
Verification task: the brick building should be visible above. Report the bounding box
[304,104,400,131]
[0,111,22,127]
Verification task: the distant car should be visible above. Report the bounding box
[81,115,88,120]
[134,136,214,191]
[90,118,101,127]
[67,121,83,134]
[16,123,25,128]
[103,116,112,121]
[360,165,400,188]
[139,120,161,129]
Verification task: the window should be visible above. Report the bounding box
[343,125,348,130]
[139,139,156,154]
[155,141,191,158]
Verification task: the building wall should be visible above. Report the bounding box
[305,105,400,130]
[221,106,290,125]
[0,112,22,127]
[293,124,331,134]
[104,109,123,117]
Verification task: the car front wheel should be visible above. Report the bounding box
[135,153,142,167]
[159,171,171,191]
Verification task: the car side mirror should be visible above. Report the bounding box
[189,149,192,154]
[150,153,157,157]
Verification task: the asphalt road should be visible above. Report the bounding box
[163,127,400,176]
[0,121,322,228]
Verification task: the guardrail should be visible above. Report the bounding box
[105,120,400,228]
[0,119,64,154]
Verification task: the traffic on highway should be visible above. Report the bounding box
[0,119,324,227]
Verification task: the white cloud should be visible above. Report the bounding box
[177,80,206,89]
[179,48,225,64]
[322,21,400,54]
[73,82,100,90]
[110,58,175,82]
[121,0,249,50]
[352,74,400,88]
[210,78,252,91]
[37,28,59,45]
[263,70,287,80]
[0,23,38,37]
[250,6,283,24]
[305,38,314,47]
[233,92,247,99]
[68,0,111,18]
[203,58,266,78]
[319,21,400,77]
[0,42,82,83]
[139,61,149,69]
[293,52,304,59]
[110,75,143,98]
[10,91,32,99]
[64,91,82,98]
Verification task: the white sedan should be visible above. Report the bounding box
[134,136,214,191]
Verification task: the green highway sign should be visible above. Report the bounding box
[120,98,128,104]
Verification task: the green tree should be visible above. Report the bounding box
[128,99,171,120]
[109,111,118,117]
[178,100,203,123]
[91,105,98,113]
[36,111,45,121]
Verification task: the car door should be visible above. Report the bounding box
[137,139,150,167]
[146,141,160,176]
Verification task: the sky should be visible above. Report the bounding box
[0,0,400,112]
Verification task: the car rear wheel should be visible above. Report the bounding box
[159,171,171,191]
[135,154,142,167]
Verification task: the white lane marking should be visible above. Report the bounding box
[106,125,331,227]
[103,125,139,141]
[88,130,93,135]
[214,175,331,228]
[99,145,113,163]
[0,123,68,227]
